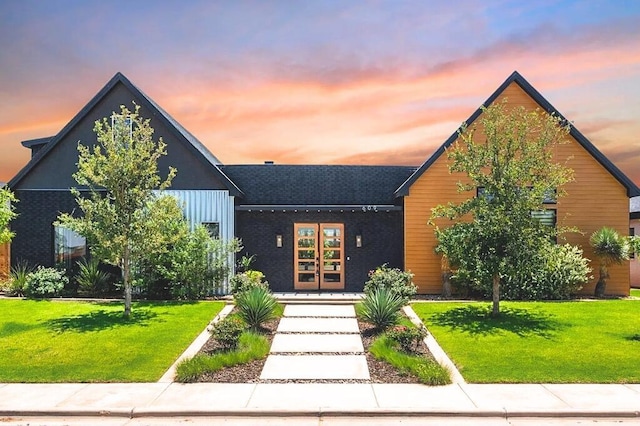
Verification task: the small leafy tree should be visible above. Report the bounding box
[432,100,574,316]
[590,227,629,297]
[57,104,178,317]
[0,187,17,244]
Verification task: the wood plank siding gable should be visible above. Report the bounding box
[397,71,640,296]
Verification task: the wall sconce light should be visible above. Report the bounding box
[355,234,362,248]
[276,234,283,248]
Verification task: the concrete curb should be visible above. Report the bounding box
[158,303,235,383]
[403,305,466,384]
[1,408,638,419]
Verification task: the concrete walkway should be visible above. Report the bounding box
[1,300,639,420]
[260,304,369,381]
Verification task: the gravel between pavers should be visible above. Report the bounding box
[192,311,433,384]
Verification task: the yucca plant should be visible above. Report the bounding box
[235,285,278,331]
[8,261,33,296]
[359,287,403,331]
[589,227,630,297]
[75,258,111,294]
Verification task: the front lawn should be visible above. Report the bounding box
[0,299,224,382]
[412,300,640,383]
[631,288,640,298]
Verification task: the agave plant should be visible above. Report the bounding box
[235,285,278,330]
[359,287,403,331]
[8,261,33,296]
[589,227,630,297]
[75,258,111,294]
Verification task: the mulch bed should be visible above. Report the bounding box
[192,313,432,384]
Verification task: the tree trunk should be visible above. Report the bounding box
[123,247,132,318]
[492,273,500,317]
[594,265,608,298]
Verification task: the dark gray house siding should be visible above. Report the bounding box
[223,165,414,292]
[236,210,404,292]
[9,73,240,272]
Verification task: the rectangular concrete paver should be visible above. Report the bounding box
[277,317,359,333]
[284,304,356,318]
[248,383,377,409]
[260,355,370,380]
[270,333,364,353]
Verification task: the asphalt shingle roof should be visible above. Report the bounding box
[222,165,415,205]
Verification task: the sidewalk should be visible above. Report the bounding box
[1,301,639,419]
[0,382,638,418]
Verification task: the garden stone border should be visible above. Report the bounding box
[403,305,466,384]
[158,303,235,383]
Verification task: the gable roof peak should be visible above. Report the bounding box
[395,70,640,198]
[8,73,242,196]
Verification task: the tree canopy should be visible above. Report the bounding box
[432,99,575,315]
[0,187,17,244]
[58,104,180,317]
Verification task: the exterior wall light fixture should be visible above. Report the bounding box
[276,234,283,248]
[355,234,362,248]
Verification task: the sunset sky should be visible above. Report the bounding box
[1,0,639,185]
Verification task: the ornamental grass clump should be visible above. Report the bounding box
[235,285,278,330]
[359,287,403,331]
[75,258,111,294]
[8,261,33,296]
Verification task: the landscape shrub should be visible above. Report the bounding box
[359,287,403,331]
[387,324,428,353]
[7,261,33,296]
[235,285,278,330]
[24,266,67,298]
[447,236,591,301]
[230,270,268,295]
[363,264,417,305]
[75,258,112,294]
[211,316,245,351]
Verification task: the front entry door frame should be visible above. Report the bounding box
[294,223,345,290]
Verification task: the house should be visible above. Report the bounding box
[631,196,640,288]
[396,71,640,296]
[7,71,640,295]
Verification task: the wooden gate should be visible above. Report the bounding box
[0,243,9,282]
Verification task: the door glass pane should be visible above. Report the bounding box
[298,227,315,237]
[323,273,341,282]
[298,238,315,248]
[298,273,316,282]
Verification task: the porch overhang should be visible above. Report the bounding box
[235,204,402,213]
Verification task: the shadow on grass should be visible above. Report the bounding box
[428,305,562,338]
[0,321,40,337]
[46,309,160,333]
[625,334,640,342]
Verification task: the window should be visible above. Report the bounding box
[631,228,636,259]
[476,187,494,202]
[531,209,557,228]
[54,225,86,268]
[202,222,220,238]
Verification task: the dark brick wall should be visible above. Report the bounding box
[236,211,404,292]
[11,190,79,267]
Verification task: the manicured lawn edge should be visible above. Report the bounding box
[403,305,465,384]
[159,303,235,382]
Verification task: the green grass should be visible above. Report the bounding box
[0,299,224,382]
[631,288,640,298]
[412,300,640,383]
[175,330,270,382]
